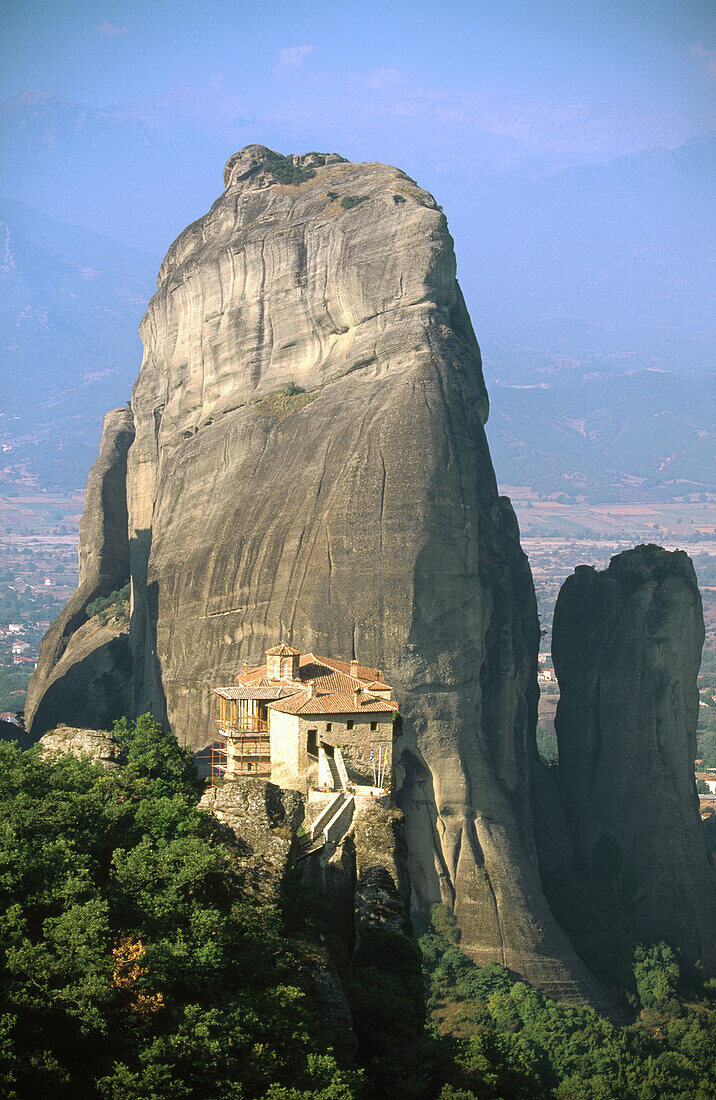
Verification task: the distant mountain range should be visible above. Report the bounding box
[0,197,156,489]
[447,131,715,372]
[0,91,252,253]
[485,369,715,503]
[1,89,712,499]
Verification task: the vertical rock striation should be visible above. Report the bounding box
[26,407,135,734]
[29,147,605,997]
[553,545,716,970]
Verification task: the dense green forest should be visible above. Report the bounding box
[0,718,714,1099]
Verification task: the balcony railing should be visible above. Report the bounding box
[218,717,269,736]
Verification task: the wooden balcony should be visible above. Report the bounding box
[219,717,269,736]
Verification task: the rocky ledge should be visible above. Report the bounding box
[38,725,126,771]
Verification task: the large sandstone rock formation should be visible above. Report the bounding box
[553,545,716,970]
[26,407,134,734]
[28,146,605,997]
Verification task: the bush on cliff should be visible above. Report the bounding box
[254,386,317,419]
[85,584,130,627]
[262,153,315,186]
[633,942,681,1012]
[0,717,361,1099]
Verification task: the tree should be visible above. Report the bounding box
[0,724,362,1099]
[633,942,681,1010]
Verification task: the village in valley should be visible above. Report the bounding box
[0,493,81,718]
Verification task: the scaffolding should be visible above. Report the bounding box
[211,690,271,780]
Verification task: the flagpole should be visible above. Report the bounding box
[371,744,376,787]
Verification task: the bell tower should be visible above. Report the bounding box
[266,643,301,680]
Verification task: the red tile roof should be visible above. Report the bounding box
[229,650,397,715]
[269,689,397,716]
[237,652,388,692]
[214,685,302,701]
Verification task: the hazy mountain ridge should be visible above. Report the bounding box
[1,197,156,488]
[2,90,712,498]
[485,369,715,502]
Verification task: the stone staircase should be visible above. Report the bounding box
[535,980,592,1006]
[334,746,349,789]
[326,753,342,790]
[318,744,343,790]
[296,789,355,861]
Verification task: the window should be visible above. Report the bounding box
[307,729,318,756]
[370,722,378,731]
[325,722,332,732]
[346,720,354,730]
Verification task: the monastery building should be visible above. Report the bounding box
[212,644,398,795]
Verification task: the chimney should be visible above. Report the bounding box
[350,659,359,677]
[242,661,248,674]
[307,681,316,699]
[353,684,362,709]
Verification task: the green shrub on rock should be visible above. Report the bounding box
[340,195,368,210]
[633,942,681,1011]
[0,718,362,1099]
[85,583,130,626]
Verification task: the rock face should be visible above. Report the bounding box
[352,802,412,940]
[29,146,605,996]
[553,545,716,970]
[38,725,126,771]
[26,407,135,734]
[198,777,304,901]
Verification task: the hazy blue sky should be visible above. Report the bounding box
[1,0,713,494]
[3,0,714,130]
[2,0,713,369]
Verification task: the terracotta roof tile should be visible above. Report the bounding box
[269,689,397,716]
[265,644,301,656]
[314,654,385,683]
[234,651,391,701]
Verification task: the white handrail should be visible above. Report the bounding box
[309,791,344,840]
[334,746,349,790]
[323,794,354,844]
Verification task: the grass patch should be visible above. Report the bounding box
[254,385,317,419]
[536,722,558,764]
[393,193,406,204]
